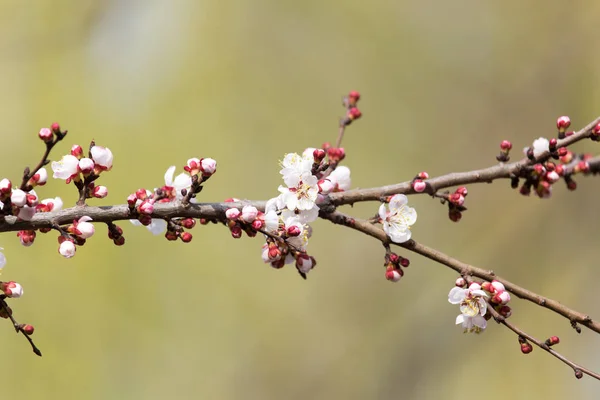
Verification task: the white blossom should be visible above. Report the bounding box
[52,154,79,180]
[532,137,550,158]
[379,194,417,243]
[90,145,113,170]
[448,286,489,333]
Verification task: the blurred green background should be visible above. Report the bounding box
[1,0,599,398]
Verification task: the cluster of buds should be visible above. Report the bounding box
[440,186,467,222]
[384,252,410,282]
[107,223,125,246]
[129,158,216,238]
[341,90,362,126]
[260,223,316,280]
[449,278,512,334]
[2,182,40,221]
[0,276,36,349]
[411,171,429,193]
[225,202,267,239]
[51,142,112,202]
[38,123,65,144]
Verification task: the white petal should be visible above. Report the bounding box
[378,203,388,220]
[147,219,167,235]
[0,249,6,269]
[164,166,176,186]
[173,173,192,191]
[389,194,408,210]
[448,287,466,304]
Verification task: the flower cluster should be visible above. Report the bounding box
[379,194,417,243]
[449,278,512,334]
[129,158,217,240]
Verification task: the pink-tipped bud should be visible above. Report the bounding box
[348,91,361,106]
[556,116,571,132]
[0,178,11,196]
[456,186,468,197]
[468,282,481,291]
[71,144,83,158]
[347,107,362,121]
[93,185,108,198]
[225,208,241,220]
[455,277,466,287]
[449,193,465,207]
[287,225,302,237]
[399,258,409,268]
[313,149,326,162]
[21,324,34,335]
[500,140,512,151]
[2,281,23,298]
[412,179,426,193]
[200,158,217,177]
[138,200,154,215]
[58,240,76,258]
[127,193,138,207]
[388,253,400,264]
[545,336,560,346]
[251,219,264,230]
[38,127,53,142]
[180,232,193,243]
[521,343,533,354]
[492,291,511,305]
[51,122,61,133]
[593,122,600,136]
[241,205,258,223]
[181,218,196,229]
[230,225,243,239]
[296,253,316,274]
[385,269,402,282]
[327,147,346,162]
[318,179,335,194]
[481,281,493,293]
[491,280,505,292]
[78,158,95,174]
[549,138,558,150]
[545,170,560,183]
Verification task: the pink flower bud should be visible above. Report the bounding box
[468,282,481,291]
[556,116,571,132]
[347,107,362,120]
[200,158,217,176]
[521,343,533,354]
[498,305,512,318]
[318,179,334,194]
[491,280,505,292]
[481,281,493,293]
[51,122,61,133]
[0,178,11,196]
[59,240,76,258]
[3,281,23,298]
[296,253,316,274]
[138,200,154,215]
[30,167,48,186]
[74,216,95,239]
[241,205,258,223]
[251,219,264,230]
[455,277,466,287]
[412,179,426,193]
[286,225,302,237]
[385,269,402,282]
[417,171,429,180]
[180,232,193,243]
[225,208,241,220]
[21,324,34,335]
[78,158,95,174]
[182,218,196,229]
[38,127,53,142]
[230,225,242,238]
[492,291,511,305]
[500,140,512,151]
[71,145,83,158]
[313,149,326,162]
[93,185,108,198]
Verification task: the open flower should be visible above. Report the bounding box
[163,166,192,200]
[52,154,80,181]
[448,286,489,333]
[379,194,417,243]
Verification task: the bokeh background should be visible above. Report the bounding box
[1,1,599,398]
